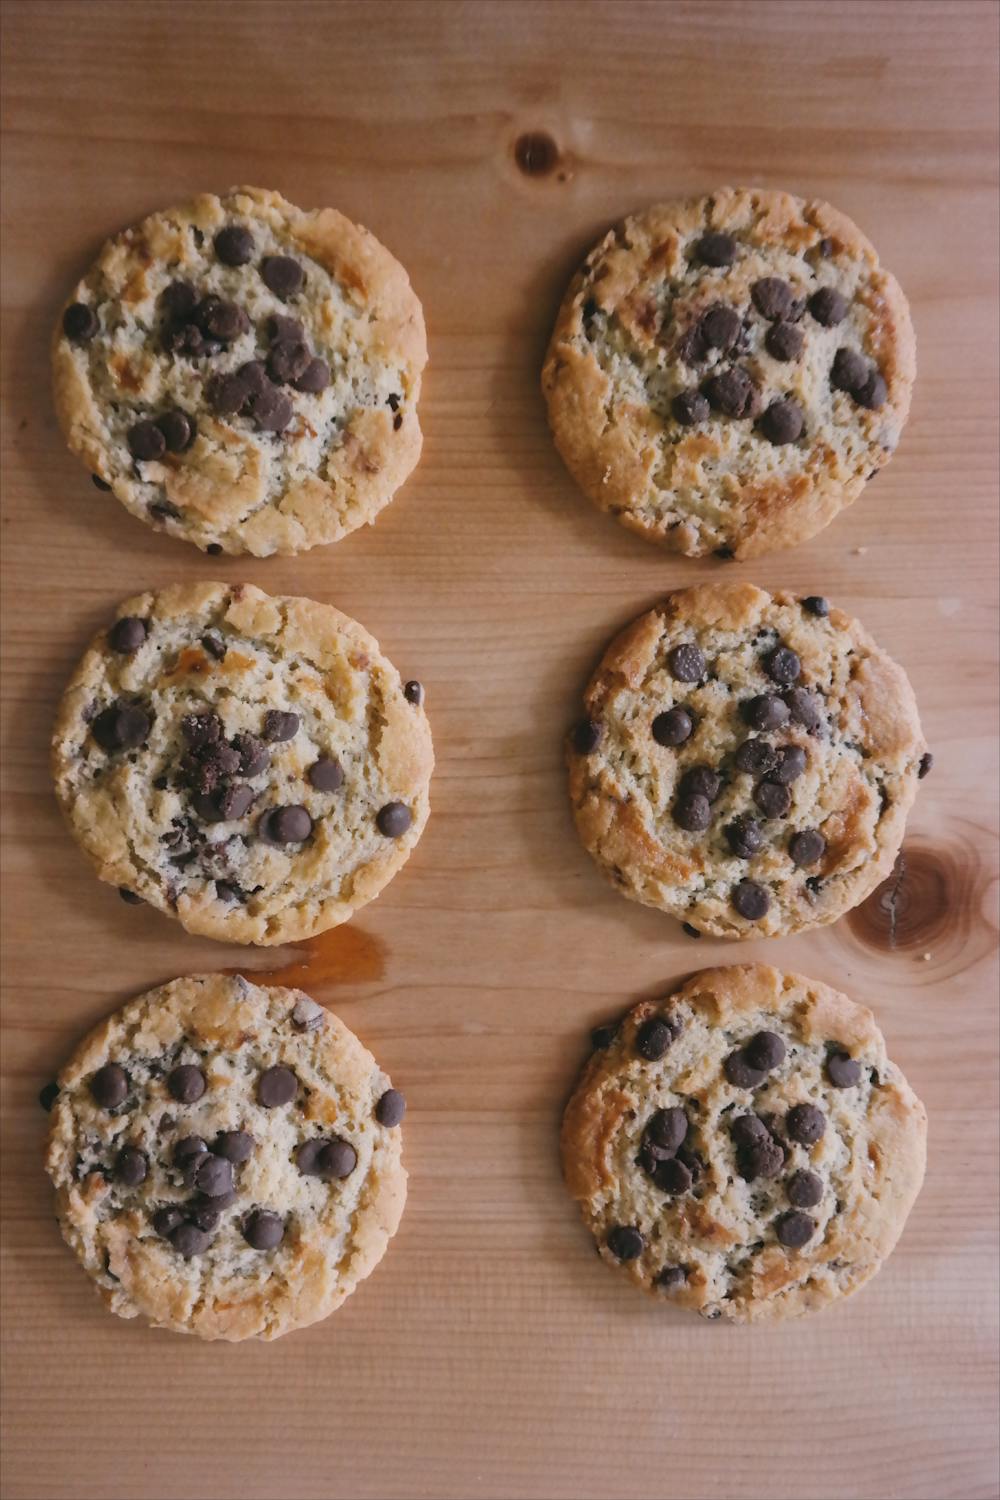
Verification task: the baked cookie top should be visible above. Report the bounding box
[542,188,915,559]
[45,975,407,1341]
[561,965,927,1323]
[53,187,426,556]
[568,583,928,939]
[52,582,433,945]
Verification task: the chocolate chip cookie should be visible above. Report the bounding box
[44,975,407,1340]
[562,965,927,1323]
[542,188,915,558]
[568,583,927,938]
[53,187,426,555]
[52,582,433,944]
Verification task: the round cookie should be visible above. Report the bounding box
[542,187,915,559]
[561,965,927,1323]
[44,975,407,1341]
[53,186,426,555]
[52,582,433,944]
[567,582,928,939]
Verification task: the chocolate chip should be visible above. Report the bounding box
[672,390,709,425]
[704,367,759,418]
[90,1064,128,1109]
[187,1152,234,1198]
[817,237,834,258]
[213,879,243,903]
[259,805,313,845]
[789,829,826,867]
[92,701,151,752]
[652,707,693,746]
[715,546,735,560]
[830,347,868,393]
[307,756,344,792]
[759,398,804,445]
[918,752,934,779]
[694,232,736,267]
[607,1225,644,1260]
[170,1223,212,1258]
[118,888,143,905]
[243,1210,284,1250]
[786,1170,823,1210]
[63,302,99,342]
[127,420,166,462]
[645,1107,687,1157]
[754,780,792,818]
[786,1103,826,1144]
[200,631,226,660]
[699,304,741,351]
[771,745,806,785]
[115,1147,147,1187]
[764,646,801,684]
[195,782,256,823]
[775,1210,815,1248]
[214,224,255,265]
[109,616,147,653]
[679,765,721,802]
[375,1089,406,1127]
[571,718,602,754]
[196,296,250,343]
[668,643,705,682]
[785,688,822,731]
[188,1202,222,1232]
[257,1065,297,1108]
[152,1206,185,1238]
[765,322,804,361]
[682,923,701,940]
[160,280,198,320]
[261,709,299,743]
[267,314,305,342]
[291,997,324,1032]
[745,1031,786,1072]
[248,382,293,433]
[636,1017,678,1061]
[294,1140,323,1175]
[809,287,848,326]
[267,338,311,385]
[731,880,770,920]
[730,1113,770,1147]
[293,357,330,394]
[393,412,403,430]
[673,793,711,832]
[237,359,268,397]
[403,680,424,706]
[652,1156,692,1194]
[590,1021,620,1049]
[168,1064,206,1103]
[735,738,777,776]
[826,1051,862,1088]
[802,596,829,617]
[751,278,794,321]
[208,371,252,416]
[854,370,887,409]
[174,1136,208,1166]
[377,802,412,838]
[724,1050,766,1088]
[38,1082,59,1112]
[725,816,763,858]
[743,693,790,731]
[231,732,269,777]
[656,1265,686,1290]
[739,1138,784,1181]
[92,474,112,490]
[214,1130,254,1163]
[317,1139,358,1179]
[261,255,305,299]
[156,409,195,453]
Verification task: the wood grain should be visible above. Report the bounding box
[1,2,998,1497]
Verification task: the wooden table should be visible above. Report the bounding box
[2,3,997,1497]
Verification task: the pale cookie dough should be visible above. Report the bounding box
[53,186,426,555]
[542,188,915,558]
[562,965,927,1323]
[45,975,408,1341]
[52,582,433,944]
[568,582,929,939]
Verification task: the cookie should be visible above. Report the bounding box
[53,186,426,555]
[561,965,927,1323]
[52,582,433,944]
[542,188,915,558]
[567,583,927,939]
[44,975,407,1340]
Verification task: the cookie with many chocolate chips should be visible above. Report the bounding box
[542,188,915,558]
[44,975,407,1340]
[52,187,426,555]
[567,583,926,939]
[561,965,927,1323]
[52,583,433,944]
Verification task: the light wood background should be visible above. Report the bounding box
[2,3,998,1498]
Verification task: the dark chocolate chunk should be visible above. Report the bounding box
[173,1135,208,1166]
[160,280,198,321]
[213,1130,255,1163]
[92,701,151,752]
[801,595,829,617]
[127,420,166,462]
[758,398,804,445]
[257,1065,297,1108]
[243,1209,284,1250]
[63,302,99,342]
[261,255,305,299]
[826,1051,862,1088]
[118,888,143,905]
[831,346,868,393]
[918,752,934,779]
[258,805,313,844]
[745,1031,786,1072]
[169,1222,212,1258]
[731,880,770,920]
[571,718,602,754]
[232,732,269,777]
[156,409,195,453]
[375,1090,406,1127]
[307,756,344,792]
[108,616,147,653]
[652,1156,692,1195]
[785,688,823,731]
[636,1017,678,1061]
[656,1265,686,1290]
[607,1225,644,1260]
[704,366,759,418]
[694,232,736,267]
[673,793,711,832]
[668,643,705,682]
[735,737,777,776]
[403,680,425,706]
[168,1064,206,1104]
[730,1113,770,1148]
[699,303,741,351]
[248,382,293,433]
[214,224,255,265]
[808,287,848,326]
[786,1170,823,1209]
[754,780,792,818]
[751,278,794,321]
[743,693,790,731]
[854,369,887,409]
[771,745,806,785]
[186,1152,234,1198]
[724,1050,766,1089]
[293,357,330,394]
[152,1206,185,1238]
[678,765,721,802]
[765,321,804,361]
[645,1107,687,1157]
[775,1210,816,1248]
[316,1139,358,1179]
[789,829,826,867]
[115,1146,147,1187]
[785,1103,826,1144]
[739,1137,784,1181]
[267,338,311,385]
[672,389,710,426]
[90,1064,128,1109]
[725,815,763,858]
[376,802,412,838]
[38,1082,60,1112]
[652,707,693,746]
[263,710,300,743]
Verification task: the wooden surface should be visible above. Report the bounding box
[2,3,998,1497]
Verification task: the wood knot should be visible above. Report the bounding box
[514,131,560,177]
[848,843,956,954]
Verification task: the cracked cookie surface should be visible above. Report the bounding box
[52,582,433,944]
[45,974,407,1341]
[567,583,926,939]
[561,965,926,1323]
[53,186,426,555]
[542,187,915,559]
